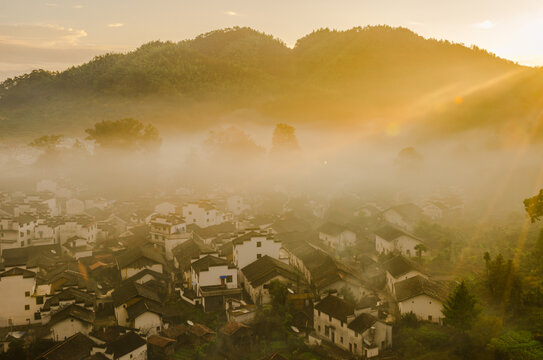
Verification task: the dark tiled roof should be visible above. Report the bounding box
[232,231,275,245]
[116,247,165,269]
[147,334,176,347]
[383,255,423,278]
[49,304,95,326]
[314,295,354,322]
[2,244,61,267]
[112,281,161,306]
[318,222,348,236]
[126,299,163,319]
[172,238,215,270]
[0,267,35,278]
[347,313,377,333]
[162,324,189,338]
[220,321,250,336]
[241,256,298,288]
[105,331,146,358]
[189,323,215,337]
[43,288,96,311]
[374,223,406,242]
[189,222,237,239]
[36,332,95,360]
[394,275,449,302]
[191,255,233,274]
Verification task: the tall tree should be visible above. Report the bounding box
[271,123,300,154]
[85,118,161,151]
[442,281,480,332]
[414,243,427,264]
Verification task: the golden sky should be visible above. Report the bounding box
[1,0,542,79]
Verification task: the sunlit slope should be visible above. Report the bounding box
[1,26,539,140]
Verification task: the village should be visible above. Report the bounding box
[0,178,466,360]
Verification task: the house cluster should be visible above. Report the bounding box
[0,182,461,359]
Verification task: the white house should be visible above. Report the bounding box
[116,247,166,280]
[112,281,163,330]
[240,255,299,305]
[318,222,356,250]
[232,231,282,269]
[57,217,97,245]
[126,300,163,335]
[394,275,449,323]
[105,331,147,360]
[0,267,41,326]
[375,223,427,258]
[149,213,189,260]
[383,255,427,295]
[0,215,36,251]
[381,203,424,232]
[182,201,225,228]
[191,255,238,291]
[190,255,242,312]
[47,304,94,341]
[314,295,392,357]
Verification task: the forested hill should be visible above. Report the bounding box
[1,26,542,140]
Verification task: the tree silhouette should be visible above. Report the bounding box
[442,281,480,332]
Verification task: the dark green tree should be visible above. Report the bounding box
[524,189,543,222]
[85,118,161,151]
[442,281,480,332]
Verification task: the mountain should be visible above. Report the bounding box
[0,26,541,141]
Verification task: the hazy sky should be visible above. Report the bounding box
[1,0,543,79]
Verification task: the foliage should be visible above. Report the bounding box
[271,123,300,154]
[490,330,543,360]
[28,134,64,151]
[442,281,481,332]
[524,190,543,223]
[484,253,523,312]
[85,118,161,151]
[203,126,264,158]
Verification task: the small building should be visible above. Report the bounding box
[35,332,97,360]
[47,304,95,341]
[219,320,253,353]
[240,255,300,305]
[105,331,147,360]
[394,275,449,323]
[383,255,427,295]
[318,222,356,250]
[147,334,176,360]
[381,203,424,232]
[116,247,166,280]
[375,223,427,258]
[232,230,282,269]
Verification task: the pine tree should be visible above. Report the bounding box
[442,281,480,332]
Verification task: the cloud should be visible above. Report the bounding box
[0,24,87,47]
[107,23,124,28]
[73,4,85,9]
[225,11,238,16]
[474,20,494,29]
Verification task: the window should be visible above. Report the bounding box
[318,311,321,316]
[325,327,329,336]
[256,241,261,247]
[24,305,30,310]
[341,321,344,327]
[34,312,41,320]
[429,301,432,304]
[318,325,321,332]
[428,315,432,321]
[226,275,233,283]
[256,254,262,259]
[340,337,343,344]
[349,344,352,352]
[25,291,30,297]
[329,315,332,322]
[354,344,357,351]
[36,296,44,305]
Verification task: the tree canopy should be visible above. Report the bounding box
[84,118,161,151]
[442,281,480,332]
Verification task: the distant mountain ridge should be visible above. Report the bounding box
[1,26,542,141]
